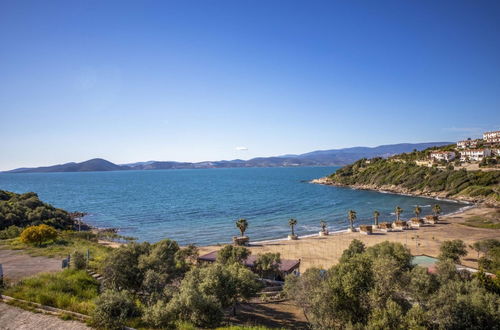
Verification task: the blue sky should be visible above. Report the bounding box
[1,0,499,170]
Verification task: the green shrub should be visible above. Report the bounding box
[0,225,22,239]
[72,251,87,270]
[91,290,139,330]
[439,240,468,263]
[0,190,75,230]
[141,299,172,328]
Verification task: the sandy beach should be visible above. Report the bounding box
[199,206,500,271]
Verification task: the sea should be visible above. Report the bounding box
[0,167,469,245]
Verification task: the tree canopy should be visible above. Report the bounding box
[285,240,500,329]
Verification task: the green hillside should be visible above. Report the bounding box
[0,190,76,230]
[326,156,500,205]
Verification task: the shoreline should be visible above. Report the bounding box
[234,204,475,247]
[309,176,495,206]
[198,204,499,271]
[207,184,476,246]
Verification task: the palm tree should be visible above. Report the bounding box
[414,205,422,219]
[348,210,357,231]
[320,220,327,233]
[373,210,380,226]
[288,218,298,236]
[235,218,248,237]
[395,206,403,222]
[432,204,441,217]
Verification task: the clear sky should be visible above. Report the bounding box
[1,0,499,170]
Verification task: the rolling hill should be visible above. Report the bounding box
[3,142,452,173]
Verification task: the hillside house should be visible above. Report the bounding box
[457,138,481,149]
[430,151,455,162]
[460,148,492,162]
[483,130,500,145]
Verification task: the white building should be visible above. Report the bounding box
[483,130,500,144]
[460,149,492,162]
[430,151,456,162]
[457,139,481,149]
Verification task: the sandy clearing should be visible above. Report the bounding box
[0,250,62,283]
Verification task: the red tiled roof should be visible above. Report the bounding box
[198,250,300,273]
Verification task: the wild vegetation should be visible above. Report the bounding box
[19,224,58,246]
[4,235,500,329]
[0,230,112,269]
[3,269,99,315]
[90,241,262,329]
[471,239,500,275]
[0,190,76,230]
[327,155,500,203]
[285,239,500,329]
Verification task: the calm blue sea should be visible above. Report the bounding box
[0,167,467,245]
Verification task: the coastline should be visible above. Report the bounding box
[198,204,499,271]
[213,203,475,247]
[310,177,498,206]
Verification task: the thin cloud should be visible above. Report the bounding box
[235,146,248,151]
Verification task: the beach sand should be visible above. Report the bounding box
[199,206,500,271]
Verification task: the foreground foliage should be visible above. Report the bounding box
[90,290,139,330]
[285,240,500,329]
[97,240,262,328]
[3,269,99,315]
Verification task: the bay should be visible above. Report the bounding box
[0,167,466,245]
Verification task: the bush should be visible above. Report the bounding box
[439,240,467,263]
[0,225,22,239]
[20,224,58,246]
[286,240,500,329]
[91,290,138,330]
[142,299,172,328]
[72,251,87,270]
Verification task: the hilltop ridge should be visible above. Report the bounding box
[3,142,451,173]
[313,147,500,206]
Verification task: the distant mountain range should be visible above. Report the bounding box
[3,142,452,173]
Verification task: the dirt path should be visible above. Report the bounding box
[0,303,90,330]
[0,250,62,282]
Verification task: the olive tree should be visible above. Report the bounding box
[439,240,467,263]
[91,290,138,330]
